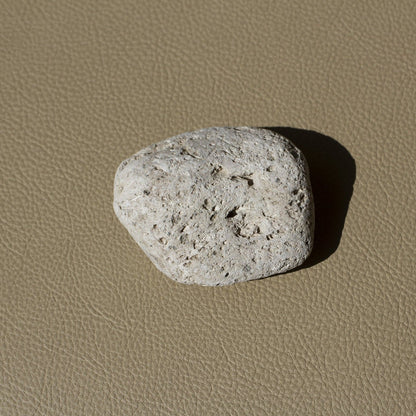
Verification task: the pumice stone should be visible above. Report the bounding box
[114,127,314,286]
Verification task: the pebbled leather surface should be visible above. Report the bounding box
[1,0,415,414]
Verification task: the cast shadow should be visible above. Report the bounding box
[263,127,356,270]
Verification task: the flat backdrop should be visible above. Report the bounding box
[2,1,415,415]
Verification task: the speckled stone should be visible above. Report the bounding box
[114,127,314,286]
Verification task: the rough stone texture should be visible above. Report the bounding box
[114,127,314,285]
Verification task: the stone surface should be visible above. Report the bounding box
[113,127,314,286]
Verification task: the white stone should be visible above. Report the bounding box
[114,127,314,286]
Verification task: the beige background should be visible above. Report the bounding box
[1,0,415,414]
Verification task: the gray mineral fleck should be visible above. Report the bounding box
[114,127,314,286]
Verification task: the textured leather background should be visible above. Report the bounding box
[1,1,415,414]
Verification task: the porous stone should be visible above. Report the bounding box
[114,127,314,286]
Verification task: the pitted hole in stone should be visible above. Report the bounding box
[211,165,223,175]
[231,175,254,187]
[225,206,239,219]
